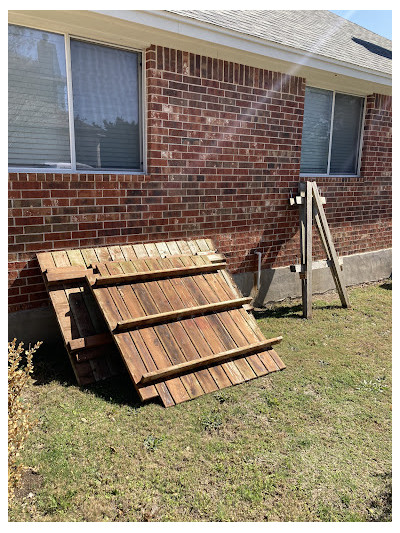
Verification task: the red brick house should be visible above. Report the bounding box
[8,10,392,342]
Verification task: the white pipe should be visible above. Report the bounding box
[255,251,262,290]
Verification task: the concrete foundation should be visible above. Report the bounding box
[233,247,392,306]
[8,248,391,344]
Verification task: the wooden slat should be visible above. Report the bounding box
[172,255,245,385]
[37,252,56,273]
[311,182,350,308]
[115,297,252,331]
[91,262,227,286]
[140,338,283,385]
[149,257,219,394]
[68,333,112,353]
[305,181,313,318]
[98,261,186,403]
[121,258,208,399]
[200,264,270,377]
[92,262,161,402]
[46,269,95,285]
[188,257,259,381]
[159,256,233,390]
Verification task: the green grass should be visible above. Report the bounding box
[9,281,392,522]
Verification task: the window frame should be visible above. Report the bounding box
[8,23,146,175]
[299,86,367,178]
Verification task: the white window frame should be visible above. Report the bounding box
[8,23,146,175]
[299,86,367,178]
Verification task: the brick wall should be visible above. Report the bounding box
[8,45,392,312]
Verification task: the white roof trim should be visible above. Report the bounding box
[91,9,391,87]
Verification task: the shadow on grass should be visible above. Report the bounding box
[379,282,392,291]
[254,302,343,320]
[367,472,392,522]
[32,341,76,387]
[31,340,149,409]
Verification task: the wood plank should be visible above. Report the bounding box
[37,252,56,273]
[80,248,99,268]
[176,240,193,255]
[186,240,201,254]
[94,247,112,263]
[190,262,259,381]
[52,250,71,268]
[68,333,112,353]
[305,181,313,318]
[91,262,227,286]
[118,258,205,400]
[115,297,252,331]
[132,243,148,258]
[149,257,219,394]
[144,242,160,257]
[120,245,138,261]
[66,249,86,267]
[166,241,181,255]
[155,241,171,257]
[99,261,189,404]
[201,267,270,377]
[196,239,210,252]
[159,257,233,390]
[173,255,245,385]
[311,182,350,308]
[140,339,283,385]
[123,258,208,398]
[107,245,125,261]
[90,263,160,402]
[46,269,94,285]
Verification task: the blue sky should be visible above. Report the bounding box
[330,10,392,40]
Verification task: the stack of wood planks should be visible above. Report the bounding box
[37,239,285,407]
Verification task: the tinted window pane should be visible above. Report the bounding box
[8,25,70,168]
[71,40,140,170]
[300,87,332,174]
[330,93,363,174]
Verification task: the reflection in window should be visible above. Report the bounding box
[8,25,71,167]
[300,87,364,175]
[8,24,142,171]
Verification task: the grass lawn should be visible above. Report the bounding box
[9,280,392,522]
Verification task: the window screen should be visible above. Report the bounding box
[8,25,71,168]
[70,40,141,170]
[300,87,364,175]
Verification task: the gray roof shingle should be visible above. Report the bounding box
[168,10,391,75]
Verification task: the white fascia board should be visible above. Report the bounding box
[91,9,391,87]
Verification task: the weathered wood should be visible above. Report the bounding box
[90,262,227,286]
[311,182,350,308]
[305,181,313,318]
[115,297,253,331]
[139,338,283,385]
[46,269,95,285]
[40,240,284,406]
[68,333,112,353]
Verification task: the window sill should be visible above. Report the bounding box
[299,173,361,178]
[8,168,146,176]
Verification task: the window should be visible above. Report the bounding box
[8,24,143,171]
[300,87,364,176]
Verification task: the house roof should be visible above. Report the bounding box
[168,10,392,76]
